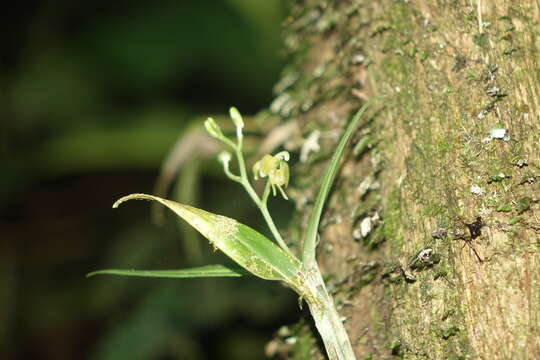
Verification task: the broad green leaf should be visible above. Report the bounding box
[301,101,372,269]
[113,194,302,284]
[87,264,249,278]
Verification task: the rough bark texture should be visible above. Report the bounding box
[268,1,540,359]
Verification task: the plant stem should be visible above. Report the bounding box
[304,267,356,360]
[223,165,242,183]
[258,202,292,255]
[262,181,271,204]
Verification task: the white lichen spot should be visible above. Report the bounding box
[489,127,510,141]
[478,206,491,216]
[477,109,488,119]
[277,326,291,337]
[356,176,374,198]
[490,127,506,138]
[370,152,382,169]
[360,217,372,238]
[416,248,433,263]
[481,135,492,143]
[351,53,365,65]
[300,130,321,162]
[482,127,511,142]
[270,93,291,114]
[285,337,297,345]
[370,181,381,191]
[470,184,485,196]
[313,64,326,77]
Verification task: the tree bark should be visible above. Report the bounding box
[270,1,540,359]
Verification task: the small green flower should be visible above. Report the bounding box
[253,152,290,199]
[253,155,277,180]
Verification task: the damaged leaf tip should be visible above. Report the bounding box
[112,193,156,209]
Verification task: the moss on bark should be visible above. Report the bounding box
[271,1,540,359]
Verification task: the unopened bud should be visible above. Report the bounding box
[204,118,223,139]
[218,151,232,165]
[229,107,244,129]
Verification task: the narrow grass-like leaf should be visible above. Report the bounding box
[113,194,302,284]
[87,264,250,278]
[301,102,371,269]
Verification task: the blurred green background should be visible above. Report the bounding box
[1,1,300,359]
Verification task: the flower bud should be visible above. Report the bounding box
[204,118,223,139]
[218,151,232,165]
[229,107,244,129]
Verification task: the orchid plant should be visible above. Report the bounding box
[89,103,371,360]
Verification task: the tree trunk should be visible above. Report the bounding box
[270,1,540,359]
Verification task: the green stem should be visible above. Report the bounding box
[223,164,242,183]
[262,181,271,205]
[221,136,238,150]
[304,267,356,360]
[259,202,291,255]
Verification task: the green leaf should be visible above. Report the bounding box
[301,101,372,269]
[87,264,249,278]
[112,194,302,285]
[508,216,524,226]
[496,204,512,212]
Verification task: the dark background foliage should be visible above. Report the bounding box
[1,1,299,359]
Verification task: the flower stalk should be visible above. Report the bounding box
[207,109,293,256]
